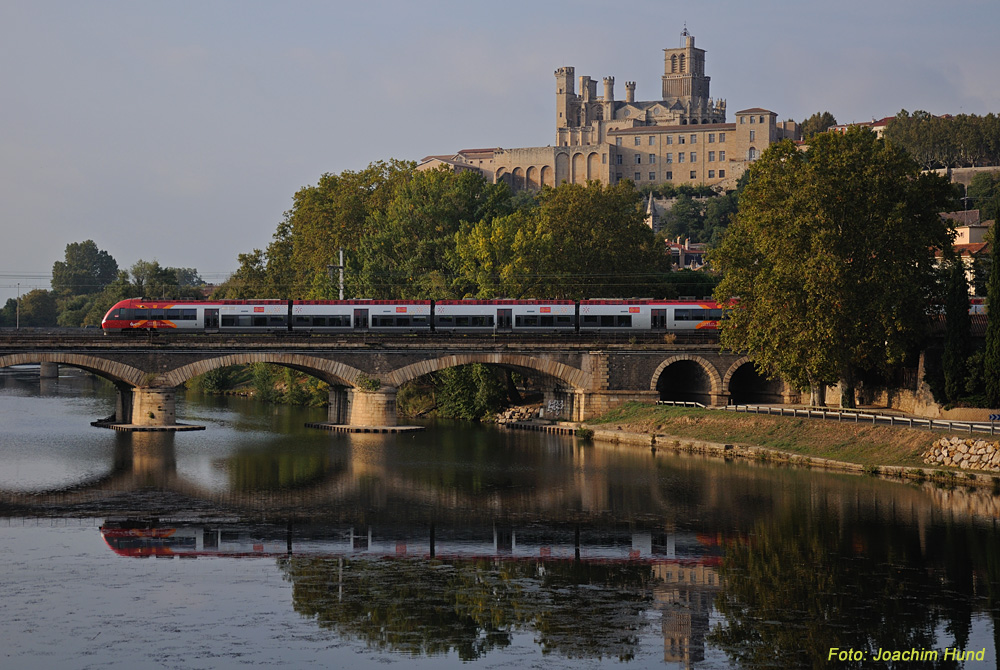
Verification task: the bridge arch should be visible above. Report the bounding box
[155,353,368,389]
[649,354,722,403]
[723,356,789,405]
[0,353,148,387]
[385,353,589,390]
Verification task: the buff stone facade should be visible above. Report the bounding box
[420,31,800,191]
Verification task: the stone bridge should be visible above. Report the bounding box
[0,332,795,428]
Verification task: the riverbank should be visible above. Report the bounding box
[575,403,1000,489]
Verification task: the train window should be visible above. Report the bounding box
[675,309,691,320]
[600,315,615,327]
[149,310,163,320]
[312,317,326,326]
[581,315,598,326]
[164,309,180,319]
[540,316,554,327]
[556,316,574,325]
[436,316,454,326]
[616,315,632,327]
[294,316,311,325]
[515,315,539,327]
[182,309,197,320]
[455,316,470,327]
[332,315,350,327]
[222,316,237,327]
[708,309,723,320]
[238,316,252,327]
[268,316,287,326]
[411,316,429,326]
[476,316,494,327]
[253,316,267,327]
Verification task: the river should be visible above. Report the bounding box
[0,367,998,669]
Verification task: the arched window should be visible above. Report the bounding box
[671,55,677,73]
[748,147,758,160]
[679,54,686,72]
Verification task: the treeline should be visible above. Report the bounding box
[0,239,205,327]
[883,110,1000,169]
[214,162,716,301]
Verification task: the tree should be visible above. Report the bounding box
[17,289,58,327]
[943,257,972,402]
[800,111,837,139]
[711,128,955,407]
[984,239,1000,407]
[966,171,1000,225]
[51,240,118,295]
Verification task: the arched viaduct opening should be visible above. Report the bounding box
[726,361,787,405]
[651,356,721,405]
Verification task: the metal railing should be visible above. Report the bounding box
[723,404,998,435]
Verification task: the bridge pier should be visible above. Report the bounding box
[347,387,398,427]
[39,362,59,378]
[131,388,177,426]
[328,386,350,424]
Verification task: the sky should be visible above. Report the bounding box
[2,0,999,304]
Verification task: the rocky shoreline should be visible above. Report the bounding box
[923,437,1000,472]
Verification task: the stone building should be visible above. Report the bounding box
[422,30,799,191]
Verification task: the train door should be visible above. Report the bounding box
[204,308,219,330]
[651,308,667,330]
[496,309,512,332]
[353,309,369,331]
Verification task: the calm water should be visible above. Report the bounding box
[1,368,998,669]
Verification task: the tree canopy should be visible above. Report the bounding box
[51,240,118,295]
[710,127,955,406]
[800,111,838,139]
[883,110,1000,169]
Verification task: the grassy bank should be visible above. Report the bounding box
[584,403,955,469]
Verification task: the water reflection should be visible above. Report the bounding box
[1,370,999,668]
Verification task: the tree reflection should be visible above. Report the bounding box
[278,556,654,661]
[708,508,1000,669]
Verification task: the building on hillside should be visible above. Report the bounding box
[828,116,894,138]
[426,30,799,192]
[416,148,499,182]
[935,209,994,296]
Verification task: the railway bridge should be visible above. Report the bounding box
[0,332,795,428]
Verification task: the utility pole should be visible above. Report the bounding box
[327,249,345,300]
[15,282,19,329]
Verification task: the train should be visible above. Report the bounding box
[100,297,723,334]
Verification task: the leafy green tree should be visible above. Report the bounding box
[435,364,507,420]
[0,298,17,327]
[17,289,58,327]
[51,240,118,295]
[711,128,955,407]
[800,111,837,139]
[984,239,1000,407]
[451,209,552,298]
[966,171,1000,225]
[943,258,972,402]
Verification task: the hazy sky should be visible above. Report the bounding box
[2,0,999,303]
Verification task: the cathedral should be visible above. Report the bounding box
[419,30,799,191]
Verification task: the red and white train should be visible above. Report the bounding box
[100,298,723,334]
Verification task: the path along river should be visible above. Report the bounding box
[0,367,998,669]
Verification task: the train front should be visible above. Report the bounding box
[100,299,134,333]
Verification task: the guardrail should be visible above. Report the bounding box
[723,404,999,436]
[655,400,707,408]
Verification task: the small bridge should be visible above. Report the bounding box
[0,331,795,429]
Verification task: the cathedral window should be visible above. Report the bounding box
[719,133,726,142]
[634,136,641,146]
[635,155,641,164]
[719,170,725,178]
[750,116,755,124]
[690,134,697,143]
[649,136,655,145]
[690,171,697,179]
[635,172,641,181]
[665,153,673,163]
[690,151,697,162]
[665,171,673,180]
[750,130,756,141]
[671,55,677,72]
[709,151,715,162]
[649,172,656,181]
[666,135,673,145]
[616,155,623,165]
[649,154,656,164]
[602,154,607,164]
[680,54,686,72]
[678,136,686,144]
[708,133,715,143]
[719,151,725,161]
[759,115,765,123]
[678,153,685,163]
[616,137,622,146]
[709,170,715,179]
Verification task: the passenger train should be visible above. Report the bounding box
[100,298,723,334]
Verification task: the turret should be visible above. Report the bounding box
[625,81,636,103]
[555,66,575,130]
[603,76,615,102]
